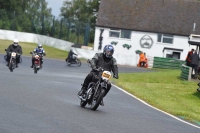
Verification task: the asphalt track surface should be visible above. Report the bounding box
[0,54,199,133]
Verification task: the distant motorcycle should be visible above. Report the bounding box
[4,49,22,63]
[30,52,45,74]
[66,55,81,66]
[78,60,113,110]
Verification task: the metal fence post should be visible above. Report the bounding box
[51,16,55,37]
[12,11,15,30]
[59,18,63,39]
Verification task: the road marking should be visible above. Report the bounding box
[112,84,200,129]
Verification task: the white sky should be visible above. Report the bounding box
[46,0,65,16]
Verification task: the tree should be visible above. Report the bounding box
[60,0,101,43]
[0,0,52,32]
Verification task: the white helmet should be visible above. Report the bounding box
[38,44,42,49]
[13,39,19,46]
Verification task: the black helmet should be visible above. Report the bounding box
[103,44,114,58]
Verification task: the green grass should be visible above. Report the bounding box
[112,69,200,124]
[0,39,69,60]
[0,39,87,62]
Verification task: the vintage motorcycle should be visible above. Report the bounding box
[78,60,113,110]
[30,52,45,74]
[7,51,20,72]
[66,55,81,66]
[4,49,22,63]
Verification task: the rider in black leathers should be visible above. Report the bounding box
[78,44,119,106]
[6,39,22,67]
[66,49,78,64]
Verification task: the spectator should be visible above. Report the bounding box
[190,50,199,77]
[138,52,147,67]
[186,49,194,66]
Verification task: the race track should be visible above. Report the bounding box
[0,55,199,133]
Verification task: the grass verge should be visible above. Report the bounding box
[0,39,68,60]
[112,69,200,124]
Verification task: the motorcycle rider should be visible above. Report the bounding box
[66,49,78,64]
[78,44,119,106]
[6,39,22,68]
[30,44,46,68]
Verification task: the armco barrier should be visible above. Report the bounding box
[180,64,192,81]
[153,57,185,69]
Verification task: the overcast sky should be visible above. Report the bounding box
[46,0,65,16]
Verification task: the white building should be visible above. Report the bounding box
[94,0,200,66]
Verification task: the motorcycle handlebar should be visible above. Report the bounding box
[8,52,21,55]
[30,52,45,56]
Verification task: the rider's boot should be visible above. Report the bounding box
[78,84,87,96]
[100,99,104,106]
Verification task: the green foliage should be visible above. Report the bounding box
[61,0,100,44]
[0,0,94,46]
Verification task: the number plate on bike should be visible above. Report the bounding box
[102,71,111,80]
[11,53,16,56]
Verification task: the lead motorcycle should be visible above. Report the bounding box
[6,50,20,72]
[4,49,22,63]
[78,60,113,110]
[30,52,45,74]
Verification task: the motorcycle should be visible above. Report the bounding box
[30,52,45,74]
[7,51,19,72]
[4,49,22,63]
[78,60,112,110]
[66,55,81,66]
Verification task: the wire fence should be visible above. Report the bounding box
[0,9,91,46]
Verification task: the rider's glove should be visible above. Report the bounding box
[91,65,97,70]
[113,75,119,79]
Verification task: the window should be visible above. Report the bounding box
[109,29,131,39]
[109,29,120,38]
[157,34,173,44]
[166,52,180,59]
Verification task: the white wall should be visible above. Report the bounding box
[94,27,196,66]
[0,30,74,51]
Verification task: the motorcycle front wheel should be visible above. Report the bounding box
[34,65,37,74]
[9,60,14,72]
[91,88,105,110]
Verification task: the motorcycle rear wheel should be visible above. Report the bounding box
[76,59,81,66]
[91,89,105,110]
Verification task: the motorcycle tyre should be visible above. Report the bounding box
[34,65,37,74]
[76,59,81,67]
[91,89,105,111]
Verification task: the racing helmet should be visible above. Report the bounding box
[13,39,19,46]
[38,44,42,49]
[103,44,114,58]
